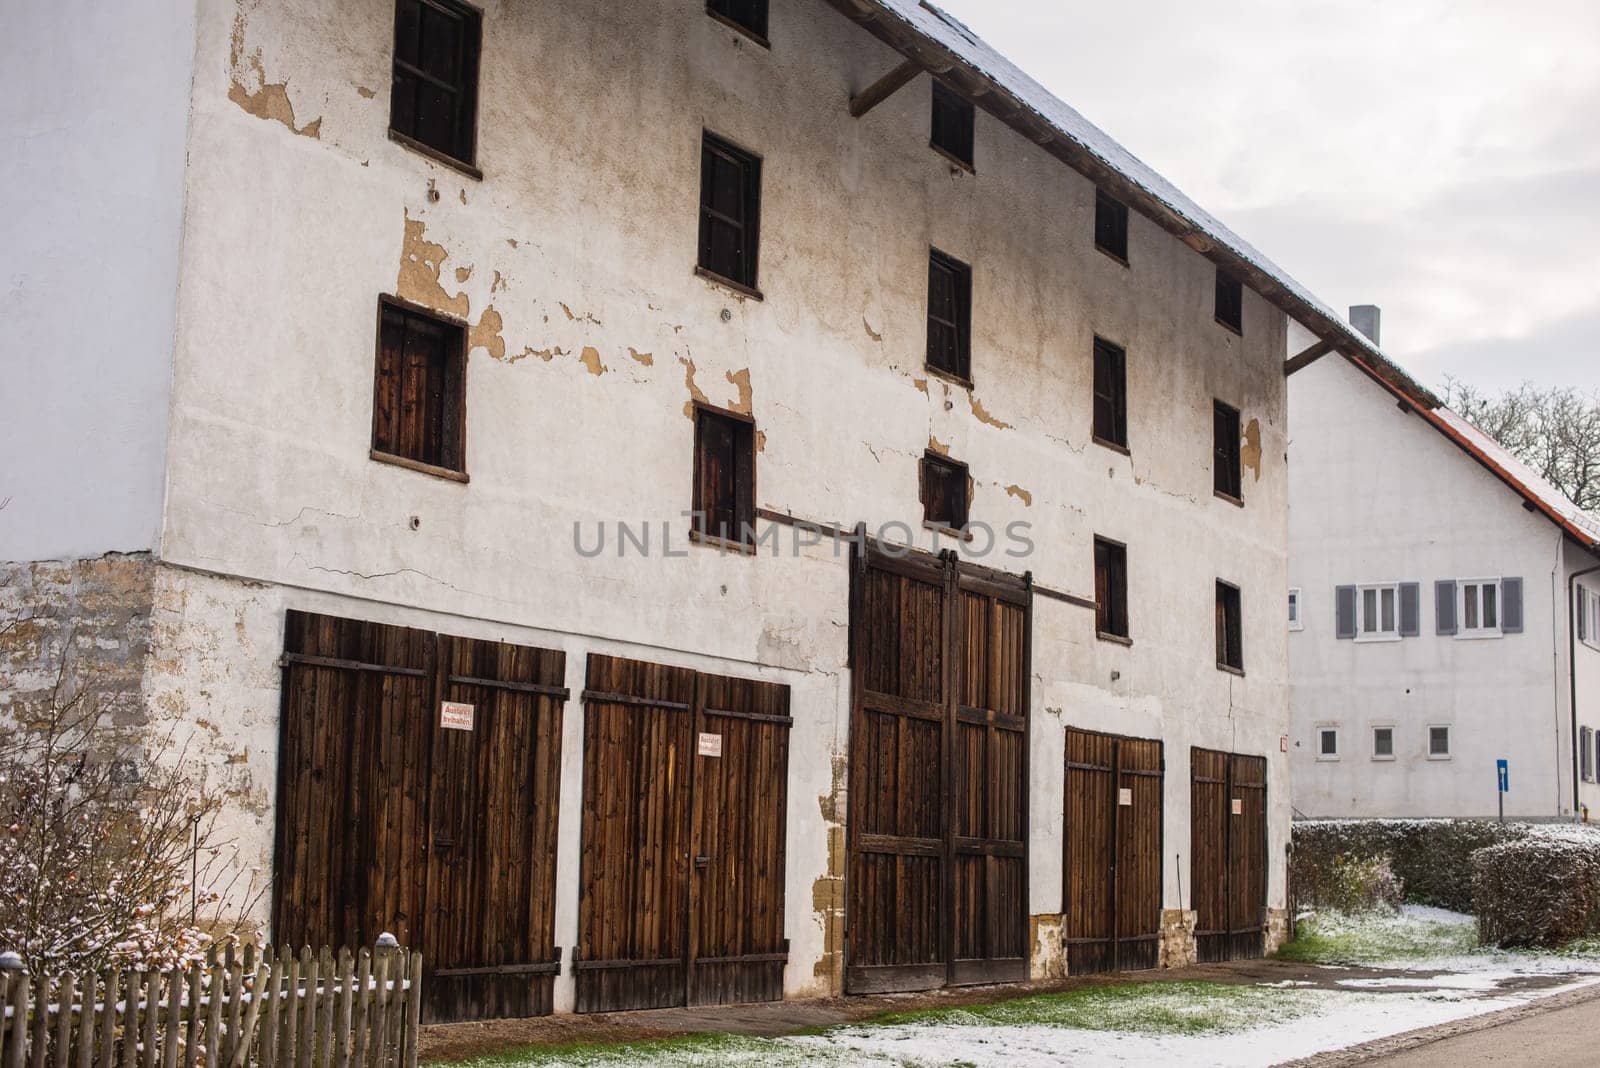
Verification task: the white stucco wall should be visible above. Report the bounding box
[1289,352,1599,819]
[23,0,1295,998]
[0,0,195,561]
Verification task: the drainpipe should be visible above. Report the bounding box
[1568,558,1600,814]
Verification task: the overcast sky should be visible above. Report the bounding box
[935,0,1600,395]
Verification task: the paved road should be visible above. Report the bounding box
[1364,994,1600,1066]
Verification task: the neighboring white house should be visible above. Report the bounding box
[3,0,1436,1020]
[1289,310,1600,820]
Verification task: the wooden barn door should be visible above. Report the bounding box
[1063,729,1163,975]
[575,654,791,1013]
[1191,748,1267,962]
[951,570,1030,985]
[846,542,1031,994]
[274,611,567,1024]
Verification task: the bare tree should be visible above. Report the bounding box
[0,614,262,975]
[1444,378,1600,513]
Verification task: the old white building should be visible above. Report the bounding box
[2,0,1427,1020]
[1289,310,1600,820]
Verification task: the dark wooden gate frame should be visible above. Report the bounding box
[844,536,1033,992]
[271,614,570,1022]
[572,657,793,1012]
[1062,728,1164,973]
[1191,748,1268,961]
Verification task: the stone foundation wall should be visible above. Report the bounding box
[1159,908,1198,969]
[1029,914,1066,979]
[1264,907,1291,955]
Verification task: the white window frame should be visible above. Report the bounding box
[1316,724,1340,762]
[1580,584,1600,652]
[1457,578,1503,639]
[1371,724,1396,762]
[1288,587,1303,631]
[1583,726,1595,783]
[1356,582,1402,642]
[1427,723,1452,760]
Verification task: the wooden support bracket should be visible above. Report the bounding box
[1283,338,1337,376]
[849,58,921,117]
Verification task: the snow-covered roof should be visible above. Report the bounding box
[836,0,1441,408]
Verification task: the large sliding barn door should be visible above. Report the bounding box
[274,611,567,1023]
[575,654,791,1013]
[846,542,1030,993]
[1191,748,1267,962]
[1063,729,1163,974]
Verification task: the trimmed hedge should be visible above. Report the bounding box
[1293,819,1525,912]
[1473,835,1600,947]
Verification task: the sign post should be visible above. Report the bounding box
[1496,758,1508,823]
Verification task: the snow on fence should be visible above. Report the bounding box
[0,937,422,1067]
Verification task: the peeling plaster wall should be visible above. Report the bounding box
[0,0,196,561]
[1289,354,1594,819]
[143,0,1291,994]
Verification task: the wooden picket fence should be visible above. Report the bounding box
[0,938,421,1067]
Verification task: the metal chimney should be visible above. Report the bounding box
[1349,305,1381,346]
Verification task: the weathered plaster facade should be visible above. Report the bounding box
[6,0,1299,1008]
[1289,351,1600,819]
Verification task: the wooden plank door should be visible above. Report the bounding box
[687,673,793,1006]
[1191,747,1266,962]
[575,654,697,1012]
[576,654,793,1012]
[950,570,1029,986]
[846,547,951,993]
[1064,728,1162,974]
[275,612,434,955]
[423,635,567,1022]
[846,543,1031,993]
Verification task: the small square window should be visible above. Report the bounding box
[693,407,756,546]
[1213,400,1242,502]
[1288,588,1303,631]
[1317,727,1339,761]
[1092,337,1127,450]
[698,132,762,291]
[921,452,969,531]
[1372,726,1394,760]
[1459,579,1502,638]
[389,0,482,168]
[930,80,974,167]
[372,297,467,475]
[1428,725,1452,759]
[706,0,768,42]
[1094,189,1128,262]
[1094,537,1129,640]
[1215,271,1243,334]
[926,249,972,381]
[1216,580,1243,672]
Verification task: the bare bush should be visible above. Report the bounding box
[0,614,261,974]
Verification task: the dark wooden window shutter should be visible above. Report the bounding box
[693,407,755,544]
[390,0,482,166]
[1215,581,1243,670]
[698,132,762,289]
[706,0,769,41]
[1092,337,1127,448]
[921,452,969,530]
[1213,400,1242,501]
[1094,188,1128,261]
[372,297,466,473]
[1094,537,1129,639]
[1215,271,1243,334]
[926,249,972,380]
[930,79,974,166]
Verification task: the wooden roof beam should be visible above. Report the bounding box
[849,58,922,118]
[1283,338,1336,376]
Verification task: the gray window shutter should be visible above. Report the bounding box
[1335,585,1357,639]
[1399,582,1421,637]
[1581,588,1590,643]
[1502,577,1524,633]
[1436,580,1458,635]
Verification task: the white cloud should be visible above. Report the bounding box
[934,0,1600,391]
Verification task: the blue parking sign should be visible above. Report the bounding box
[1497,759,1508,792]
